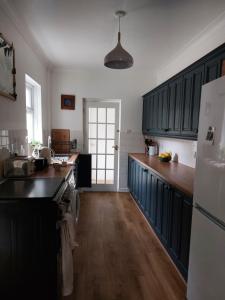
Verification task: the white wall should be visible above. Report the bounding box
[153,12,225,168]
[0,6,51,148]
[51,67,155,190]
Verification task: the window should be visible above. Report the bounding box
[25,74,42,143]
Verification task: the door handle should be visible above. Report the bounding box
[112,145,119,151]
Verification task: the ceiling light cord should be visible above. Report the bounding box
[118,16,121,43]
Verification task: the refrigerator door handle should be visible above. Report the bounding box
[195,203,225,231]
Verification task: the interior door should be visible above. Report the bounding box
[84,100,120,191]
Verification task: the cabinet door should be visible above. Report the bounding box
[145,170,152,220]
[140,167,148,212]
[128,157,132,192]
[181,64,204,138]
[77,154,92,188]
[155,177,171,246]
[137,164,142,206]
[161,85,169,132]
[180,197,193,272]
[149,173,157,225]
[168,77,182,136]
[155,178,163,235]
[204,56,221,83]
[151,92,159,132]
[169,189,183,259]
[157,85,169,134]
[133,160,138,200]
[142,96,150,134]
[161,183,171,247]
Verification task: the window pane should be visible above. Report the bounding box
[106,140,114,154]
[106,155,114,169]
[98,140,105,154]
[98,108,106,123]
[92,169,96,184]
[106,170,114,184]
[98,124,106,139]
[107,124,115,139]
[89,139,96,154]
[97,170,105,184]
[97,155,105,169]
[26,87,32,108]
[92,154,96,169]
[89,107,97,123]
[107,108,115,123]
[89,124,97,138]
[26,111,34,143]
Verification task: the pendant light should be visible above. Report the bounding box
[104,11,133,69]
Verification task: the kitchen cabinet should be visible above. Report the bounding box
[142,42,225,140]
[181,64,204,138]
[0,200,59,300]
[77,154,92,188]
[128,156,193,280]
[142,94,150,134]
[167,77,182,136]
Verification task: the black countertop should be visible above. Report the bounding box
[0,177,64,200]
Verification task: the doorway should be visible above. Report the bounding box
[84,99,120,191]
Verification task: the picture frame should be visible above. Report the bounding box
[0,33,17,101]
[61,94,75,110]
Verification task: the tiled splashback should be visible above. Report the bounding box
[0,129,27,154]
[0,130,10,149]
[0,129,50,155]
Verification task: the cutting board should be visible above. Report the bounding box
[51,129,70,154]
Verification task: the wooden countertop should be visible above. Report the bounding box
[129,153,195,197]
[31,153,79,180]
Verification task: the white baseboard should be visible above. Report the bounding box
[118,187,129,192]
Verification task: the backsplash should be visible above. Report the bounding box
[148,136,197,168]
[0,129,27,154]
[0,129,50,155]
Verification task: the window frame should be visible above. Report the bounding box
[25,74,42,144]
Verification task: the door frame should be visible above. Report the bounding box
[83,98,121,191]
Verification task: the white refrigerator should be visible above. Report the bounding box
[187,75,225,300]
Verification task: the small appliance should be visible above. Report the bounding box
[4,157,35,177]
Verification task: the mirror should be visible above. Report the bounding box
[0,33,16,100]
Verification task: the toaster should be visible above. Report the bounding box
[4,157,35,178]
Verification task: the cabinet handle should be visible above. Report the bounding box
[144,169,148,173]
[194,129,198,133]
[164,128,169,132]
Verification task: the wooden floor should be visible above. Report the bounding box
[65,192,186,300]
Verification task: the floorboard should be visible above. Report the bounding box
[64,192,186,300]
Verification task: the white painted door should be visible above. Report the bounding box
[84,100,120,191]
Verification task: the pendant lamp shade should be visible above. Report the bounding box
[104,11,133,69]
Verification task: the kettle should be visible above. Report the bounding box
[39,147,54,164]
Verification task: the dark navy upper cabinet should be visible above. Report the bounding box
[142,43,225,140]
[168,77,182,137]
[204,56,221,83]
[128,156,193,280]
[142,95,150,134]
[181,64,204,138]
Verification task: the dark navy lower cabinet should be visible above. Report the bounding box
[128,157,193,280]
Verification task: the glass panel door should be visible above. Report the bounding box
[85,101,120,191]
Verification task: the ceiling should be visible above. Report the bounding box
[3,0,225,70]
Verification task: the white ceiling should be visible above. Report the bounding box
[4,0,225,70]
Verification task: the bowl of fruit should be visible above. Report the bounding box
[158,152,172,162]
